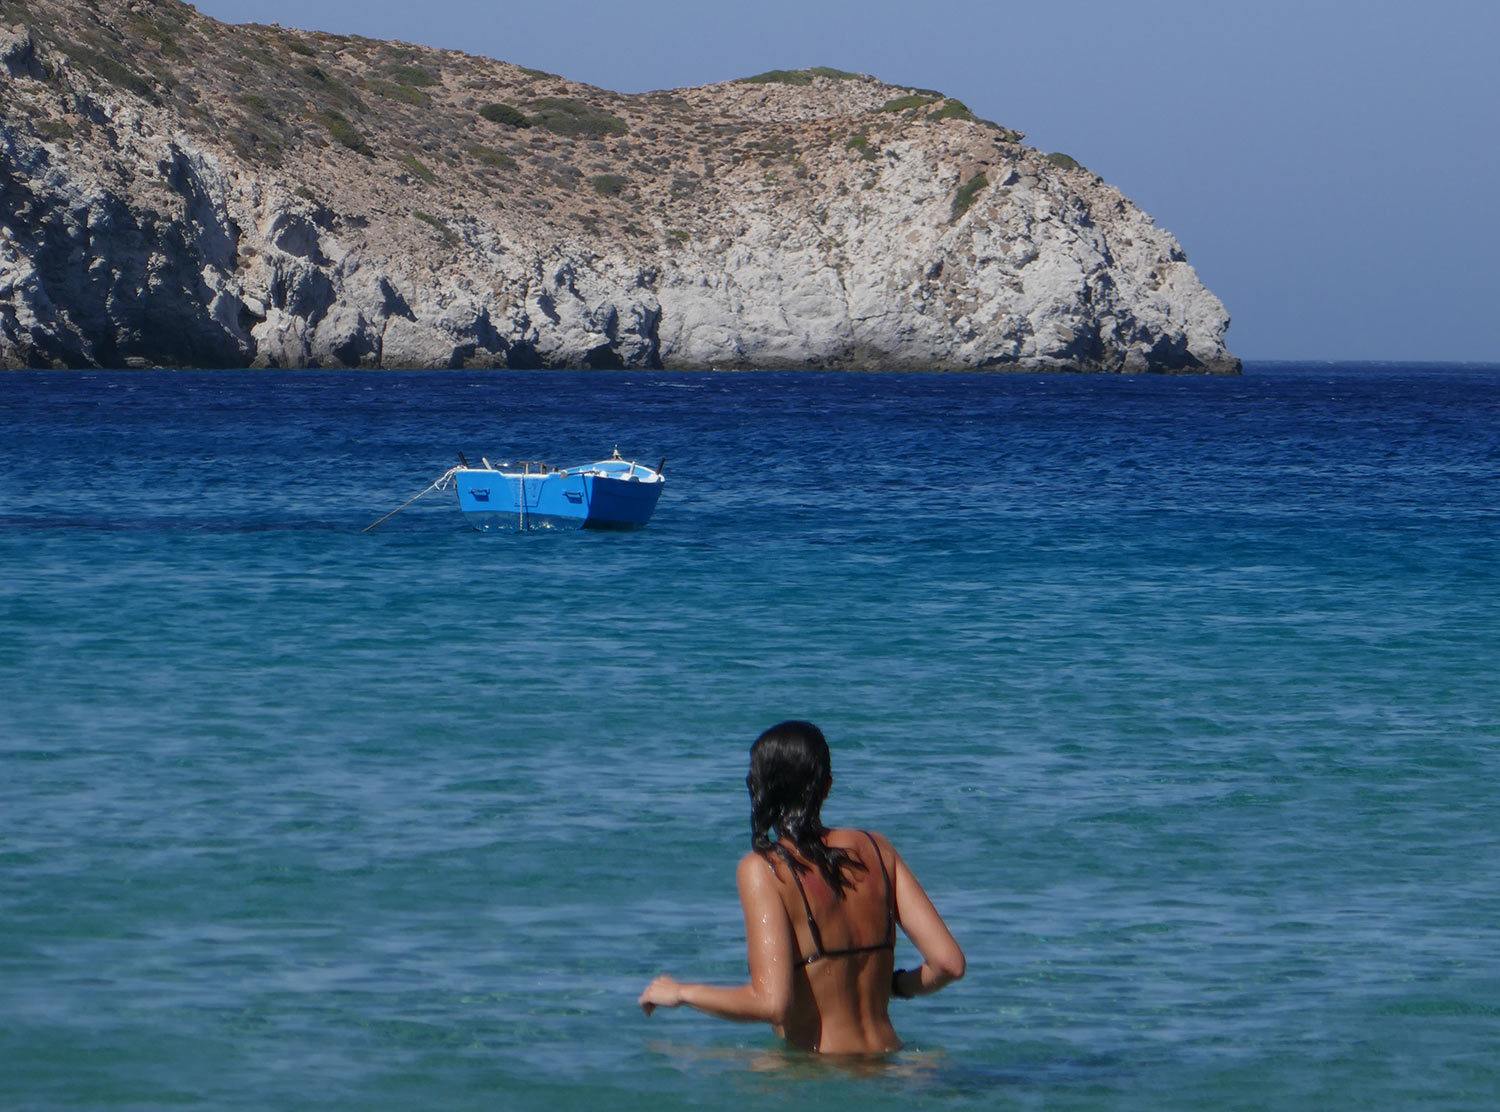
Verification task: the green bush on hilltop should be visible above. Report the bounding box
[479,102,530,128]
[739,67,861,85]
[741,69,814,86]
[467,145,518,171]
[322,111,372,155]
[413,210,457,244]
[589,173,627,196]
[526,97,627,138]
[400,154,436,183]
[373,81,429,107]
[876,93,937,113]
[1046,152,1081,170]
[389,64,437,87]
[931,98,976,123]
[906,95,1022,139]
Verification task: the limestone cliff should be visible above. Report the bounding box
[0,0,1239,372]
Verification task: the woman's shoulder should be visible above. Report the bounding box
[737,849,777,880]
[827,827,898,858]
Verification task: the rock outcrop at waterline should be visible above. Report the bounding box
[0,0,1239,373]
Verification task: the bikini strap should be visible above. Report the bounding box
[777,850,827,964]
[862,831,896,946]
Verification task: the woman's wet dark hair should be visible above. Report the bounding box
[748,721,865,896]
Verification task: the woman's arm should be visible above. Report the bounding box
[639,853,795,1026]
[882,837,965,999]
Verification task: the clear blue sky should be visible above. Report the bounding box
[194,0,1499,363]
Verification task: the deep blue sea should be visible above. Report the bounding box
[3,365,1499,1110]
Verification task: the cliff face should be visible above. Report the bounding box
[0,0,1239,373]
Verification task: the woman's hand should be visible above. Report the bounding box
[635,856,796,1025]
[638,974,685,1016]
[887,838,965,994]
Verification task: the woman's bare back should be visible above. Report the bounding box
[763,829,902,1053]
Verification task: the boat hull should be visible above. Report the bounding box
[454,463,663,532]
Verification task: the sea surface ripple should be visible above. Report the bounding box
[2,364,1498,1110]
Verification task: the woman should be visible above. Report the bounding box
[639,720,965,1054]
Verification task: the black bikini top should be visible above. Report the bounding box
[783,831,896,965]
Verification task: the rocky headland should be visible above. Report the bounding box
[0,0,1239,372]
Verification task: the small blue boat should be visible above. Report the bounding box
[453,449,665,532]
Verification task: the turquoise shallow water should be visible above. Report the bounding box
[2,365,1499,1109]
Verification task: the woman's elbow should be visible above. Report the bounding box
[934,949,966,983]
[763,991,794,1027]
[752,978,794,1027]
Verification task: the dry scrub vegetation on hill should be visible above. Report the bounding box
[0,0,1238,372]
[3,0,1024,247]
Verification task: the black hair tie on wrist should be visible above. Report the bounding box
[892,968,914,999]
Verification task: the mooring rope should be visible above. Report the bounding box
[361,466,461,533]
